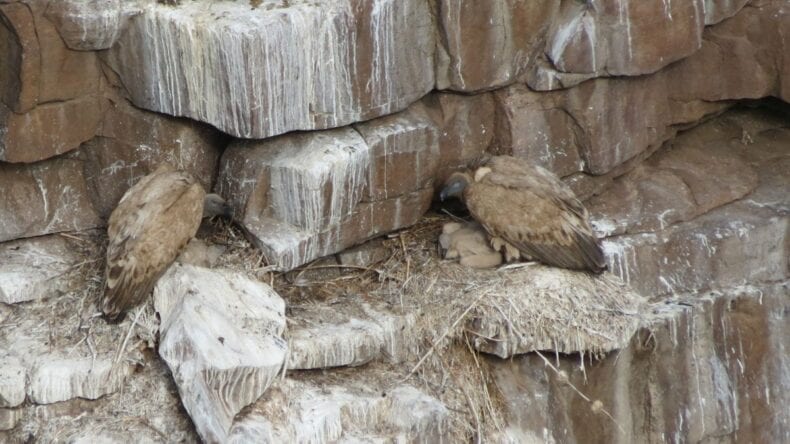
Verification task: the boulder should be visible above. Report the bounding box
[154,264,288,444]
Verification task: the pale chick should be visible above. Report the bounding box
[102,164,232,319]
[440,155,606,274]
[439,222,503,269]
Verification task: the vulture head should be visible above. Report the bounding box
[440,171,473,201]
[440,167,493,202]
[203,193,233,219]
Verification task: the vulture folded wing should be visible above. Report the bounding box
[467,179,605,273]
[103,171,205,318]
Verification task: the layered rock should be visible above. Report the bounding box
[78,96,224,217]
[492,282,789,443]
[0,235,85,304]
[592,108,789,297]
[106,0,435,139]
[229,375,450,442]
[0,158,102,243]
[218,103,438,270]
[154,264,288,443]
[0,1,103,162]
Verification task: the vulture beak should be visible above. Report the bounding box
[440,174,469,202]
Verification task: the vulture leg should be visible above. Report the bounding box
[491,237,521,262]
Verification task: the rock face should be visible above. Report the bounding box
[0,160,102,243]
[0,235,83,304]
[492,282,789,443]
[218,103,438,270]
[106,0,435,139]
[229,377,450,443]
[0,1,103,163]
[154,264,288,444]
[592,108,789,297]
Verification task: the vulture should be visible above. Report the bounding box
[440,155,606,273]
[102,164,232,319]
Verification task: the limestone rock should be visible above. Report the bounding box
[0,157,102,243]
[229,379,449,443]
[0,235,84,304]
[154,264,287,444]
[0,358,25,408]
[106,0,435,139]
[218,106,436,270]
[353,104,439,201]
[286,298,416,370]
[28,355,132,405]
[44,0,142,51]
[79,96,224,217]
[466,267,646,358]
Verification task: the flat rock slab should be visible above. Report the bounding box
[229,378,449,443]
[0,235,85,305]
[106,0,435,139]
[154,264,288,444]
[286,299,416,370]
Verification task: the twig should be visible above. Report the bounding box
[401,291,488,382]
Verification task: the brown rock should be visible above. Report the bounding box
[422,92,496,184]
[0,1,103,163]
[435,0,557,92]
[79,97,224,217]
[0,155,101,243]
[492,85,584,177]
[354,103,439,201]
[0,2,39,113]
[44,0,141,51]
[595,117,787,297]
[0,95,103,163]
[588,119,760,237]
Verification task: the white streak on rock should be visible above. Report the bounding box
[154,264,287,443]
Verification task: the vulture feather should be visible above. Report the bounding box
[102,164,231,319]
[440,156,606,273]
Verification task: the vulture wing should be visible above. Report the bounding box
[467,156,606,273]
[102,167,205,318]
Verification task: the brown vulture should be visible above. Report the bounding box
[102,164,231,319]
[440,156,606,273]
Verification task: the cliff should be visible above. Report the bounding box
[0,0,787,442]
